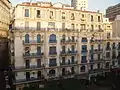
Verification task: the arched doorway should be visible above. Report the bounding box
[49,69,56,76]
[80,66,86,72]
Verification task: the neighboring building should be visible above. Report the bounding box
[112,15,120,37]
[106,3,120,21]
[71,0,88,10]
[103,17,112,39]
[10,1,119,90]
[0,0,12,90]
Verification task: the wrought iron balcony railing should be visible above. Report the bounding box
[14,65,42,70]
[23,53,44,58]
[81,50,88,53]
[49,52,57,55]
[49,63,57,67]
[67,51,77,54]
[23,40,44,45]
[49,40,57,43]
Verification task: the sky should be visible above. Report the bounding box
[10,0,120,13]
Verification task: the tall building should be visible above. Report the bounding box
[10,1,119,90]
[71,0,88,10]
[0,0,12,90]
[112,15,120,37]
[106,3,120,21]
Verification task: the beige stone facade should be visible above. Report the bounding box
[0,0,11,37]
[10,2,119,90]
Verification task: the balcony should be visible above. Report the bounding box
[23,40,44,45]
[60,61,77,66]
[67,51,77,55]
[60,51,67,56]
[106,47,111,51]
[49,63,57,67]
[23,53,44,58]
[13,65,42,71]
[13,78,44,84]
[49,40,57,44]
[49,52,57,56]
[61,39,77,44]
[81,50,88,54]
[90,49,103,54]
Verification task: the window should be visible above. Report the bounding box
[49,69,56,75]
[98,16,100,22]
[37,22,41,30]
[90,55,94,62]
[25,60,30,68]
[62,12,65,19]
[49,47,56,54]
[71,36,75,41]
[37,34,41,43]
[82,14,84,18]
[81,56,87,63]
[81,24,85,30]
[91,15,93,21]
[107,33,110,39]
[91,25,94,30]
[25,9,29,17]
[25,34,29,43]
[106,52,110,58]
[118,42,120,50]
[37,59,41,68]
[106,42,110,50]
[49,59,57,66]
[62,57,65,64]
[37,10,40,18]
[49,34,56,42]
[81,66,86,72]
[98,44,101,50]
[71,13,75,20]
[81,37,87,42]
[50,11,53,19]
[71,56,75,63]
[62,46,65,53]
[112,43,116,49]
[91,45,94,50]
[71,45,75,52]
[98,25,101,30]
[26,72,30,80]
[81,45,87,51]
[98,54,100,60]
[37,47,41,55]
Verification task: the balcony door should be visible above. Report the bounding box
[37,47,41,55]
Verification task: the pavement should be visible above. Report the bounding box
[85,84,111,90]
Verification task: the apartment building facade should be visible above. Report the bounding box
[106,3,120,21]
[10,2,118,90]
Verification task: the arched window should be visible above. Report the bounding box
[49,69,55,76]
[37,34,41,43]
[49,34,56,43]
[25,34,29,43]
[80,66,86,72]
